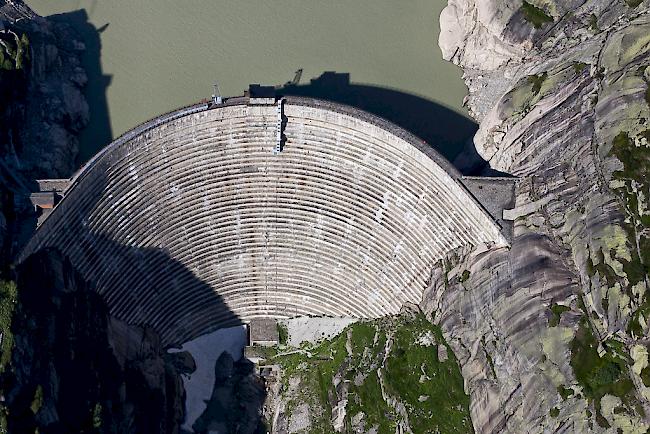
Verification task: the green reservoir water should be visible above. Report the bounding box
[27,0,472,163]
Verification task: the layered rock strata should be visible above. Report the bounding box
[429,0,650,431]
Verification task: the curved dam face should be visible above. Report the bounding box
[22,96,505,346]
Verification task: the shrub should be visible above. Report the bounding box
[521,1,553,28]
[0,281,17,371]
[276,322,288,345]
[528,72,548,96]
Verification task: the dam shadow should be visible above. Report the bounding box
[277,71,503,176]
[20,164,269,432]
[46,9,113,165]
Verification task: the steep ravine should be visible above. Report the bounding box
[429,0,650,431]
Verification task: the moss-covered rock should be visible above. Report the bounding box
[266,312,473,433]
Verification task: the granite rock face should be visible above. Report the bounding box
[1,0,88,178]
[431,0,650,431]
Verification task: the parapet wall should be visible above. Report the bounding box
[21,96,507,346]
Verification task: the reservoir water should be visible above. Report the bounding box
[27,0,472,164]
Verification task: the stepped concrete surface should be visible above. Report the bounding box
[20,95,508,346]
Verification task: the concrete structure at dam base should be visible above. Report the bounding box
[23,86,516,347]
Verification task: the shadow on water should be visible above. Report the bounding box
[278,71,499,175]
[47,9,113,165]
[191,353,267,434]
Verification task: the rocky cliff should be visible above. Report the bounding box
[0,0,88,270]
[1,248,191,433]
[430,0,650,431]
[0,3,196,433]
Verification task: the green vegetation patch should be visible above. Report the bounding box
[573,62,588,74]
[383,315,472,433]
[592,248,620,288]
[0,280,17,372]
[521,1,553,28]
[605,131,650,303]
[269,313,473,433]
[459,269,471,283]
[570,318,634,422]
[277,322,288,345]
[610,132,650,225]
[558,385,575,400]
[549,303,571,327]
[641,364,650,387]
[30,385,43,415]
[0,32,29,71]
[92,402,103,429]
[347,364,395,432]
[528,72,548,96]
[629,299,650,337]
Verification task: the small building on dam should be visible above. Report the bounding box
[20,88,515,347]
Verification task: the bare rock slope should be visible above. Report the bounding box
[429,0,650,431]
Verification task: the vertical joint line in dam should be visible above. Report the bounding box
[271,97,285,312]
[20,93,514,344]
[273,97,284,308]
[274,98,285,155]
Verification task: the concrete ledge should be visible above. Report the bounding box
[460,176,518,243]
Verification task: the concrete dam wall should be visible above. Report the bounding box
[21,96,507,346]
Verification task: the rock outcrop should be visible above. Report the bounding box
[264,310,473,433]
[1,0,88,178]
[2,248,190,433]
[430,0,650,431]
[0,0,89,269]
[190,353,266,434]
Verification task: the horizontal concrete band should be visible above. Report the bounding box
[21,97,505,347]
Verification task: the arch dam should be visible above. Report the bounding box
[20,89,515,347]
